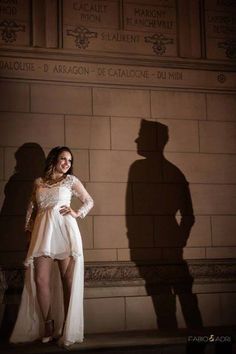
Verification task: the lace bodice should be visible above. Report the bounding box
[25,175,94,231]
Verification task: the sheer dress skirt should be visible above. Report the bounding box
[10,207,84,345]
[10,174,93,345]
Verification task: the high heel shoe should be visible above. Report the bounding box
[42,319,54,343]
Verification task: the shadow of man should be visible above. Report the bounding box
[0,143,45,339]
[126,120,203,336]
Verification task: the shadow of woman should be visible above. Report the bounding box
[126,120,204,350]
[0,143,45,339]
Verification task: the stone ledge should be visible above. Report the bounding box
[1,259,236,292]
[1,48,236,72]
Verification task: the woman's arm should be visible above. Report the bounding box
[72,178,94,218]
[60,176,94,218]
[25,179,38,232]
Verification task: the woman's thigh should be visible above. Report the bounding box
[58,257,75,286]
[34,256,54,285]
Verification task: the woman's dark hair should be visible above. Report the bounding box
[44,146,73,179]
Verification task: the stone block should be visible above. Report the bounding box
[183,247,206,259]
[156,216,211,248]
[220,293,236,326]
[85,286,148,299]
[191,184,236,215]
[133,182,194,215]
[207,93,236,121]
[117,248,161,261]
[158,119,199,152]
[77,216,93,250]
[4,146,46,181]
[0,181,6,213]
[90,150,139,182]
[165,152,236,183]
[84,249,117,262]
[65,116,110,149]
[0,113,64,148]
[93,88,150,117]
[84,297,125,333]
[162,247,205,260]
[0,251,25,268]
[176,292,205,329]
[0,82,29,112]
[0,149,3,180]
[94,215,154,249]
[206,247,236,259]
[198,293,221,326]
[94,216,128,249]
[151,91,206,120]
[187,216,211,247]
[31,84,92,114]
[0,215,27,252]
[200,121,236,153]
[111,117,156,151]
[175,296,186,328]
[212,216,236,247]
[71,149,89,182]
[126,296,157,330]
[86,183,127,215]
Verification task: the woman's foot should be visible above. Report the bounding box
[42,319,54,343]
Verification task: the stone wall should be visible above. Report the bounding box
[0,0,236,336]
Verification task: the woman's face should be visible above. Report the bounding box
[54,151,72,175]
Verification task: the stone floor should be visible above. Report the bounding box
[0,329,235,354]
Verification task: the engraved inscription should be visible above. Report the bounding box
[73,1,107,24]
[205,0,236,10]
[63,0,119,29]
[0,59,35,71]
[101,31,140,44]
[124,3,176,33]
[1,57,235,90]
[0,0,17,17]
[53,63,89,75]
[63,1,176,56]
[217,0,235,5]
[205,1,236,59]
[207,12,236,36]
[0,58,183,81]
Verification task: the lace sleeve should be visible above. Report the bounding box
[25,179,38,232]
[72,176,94,219]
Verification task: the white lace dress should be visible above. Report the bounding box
[10,174,94,346]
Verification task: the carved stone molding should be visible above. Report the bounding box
[1,260,236,293]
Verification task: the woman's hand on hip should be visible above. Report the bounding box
[59,205,79,218]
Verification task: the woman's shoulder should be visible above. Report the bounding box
[66,174,80,185]
[34,177,43,185]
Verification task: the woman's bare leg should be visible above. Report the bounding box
[58,257,75,319]
[34,256,53,321]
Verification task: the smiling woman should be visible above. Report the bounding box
[10,146,94,347]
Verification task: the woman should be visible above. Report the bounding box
[10,146,94,346]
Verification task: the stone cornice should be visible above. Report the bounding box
[1,51,235,92]
[0,48,236,72]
